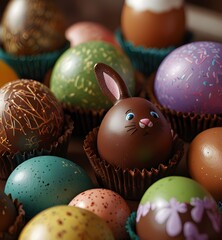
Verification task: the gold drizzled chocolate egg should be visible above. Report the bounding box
[1,0,67,55]
[0,79,64,155]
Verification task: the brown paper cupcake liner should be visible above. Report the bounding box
[62,104,107,137]
[146,75,222,142]
[0,114,74,180]
[0,194,26,240]
[83,127,184,201]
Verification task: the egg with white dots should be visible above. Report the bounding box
[69,188,131,239]
[19,205,115,240]
[154,41,222,114]
[4,156,95,220]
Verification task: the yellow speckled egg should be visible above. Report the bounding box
[19,205,115,240]
[121,0,186,48]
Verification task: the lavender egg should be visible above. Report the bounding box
[154,41,222,114]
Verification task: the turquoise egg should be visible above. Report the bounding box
[4,156,94,219]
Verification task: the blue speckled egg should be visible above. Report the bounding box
[4,156,95,220]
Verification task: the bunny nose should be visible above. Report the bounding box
[139,118,153,128]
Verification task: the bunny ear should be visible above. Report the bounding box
[94,62,131,104]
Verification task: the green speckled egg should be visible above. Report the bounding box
[50,41,135,110]
[19,205,115,240]
[4,156,94,220]
[136,176,221,240]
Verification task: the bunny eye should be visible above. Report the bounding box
[126,112,135,121]
[150,111,159,119]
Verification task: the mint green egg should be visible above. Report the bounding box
[50,41,135,110]
[140,176,212,205]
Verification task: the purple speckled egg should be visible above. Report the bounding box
[154,41,222,114]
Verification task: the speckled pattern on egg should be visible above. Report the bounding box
[154,41,222,114]
[69,188,131,239]
[19,205,115,240]
[50,41,135,110]
[4,156,94,220]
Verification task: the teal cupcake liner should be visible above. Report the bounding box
[0,114,74,180]
[115,29,193,77]
[125,212,139,240]
[0,42,69,82]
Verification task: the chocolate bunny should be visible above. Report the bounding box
[94,63,173,170]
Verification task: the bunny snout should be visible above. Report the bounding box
[139,118,153,128]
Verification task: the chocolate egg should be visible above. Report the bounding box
[0,79,64,155]
[0,190,17,232]
[136,176,222,239]
[98,98,173,169]
[1,0,67,55]
[154,41,222,114]
[4,156,94,220]
[65,21,119,48]
[93,63,173,170]
[19,206,115,240]
[50,41,135,111]
[121,0,186,48]
[188,127,222,201]
[69,188,131,239]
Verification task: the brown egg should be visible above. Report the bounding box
[187,127,222,201]
[0,79,64,156]
[1,0,67,55]
[121,0,186,48]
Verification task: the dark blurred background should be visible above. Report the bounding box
[1,0,222,30]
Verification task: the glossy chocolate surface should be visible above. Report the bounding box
[121,4,186,48]
[94,62,173,170]
[97,97,173,169]
[0,79,64,155]
[1,0,67,55]
[188,127,222,201]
